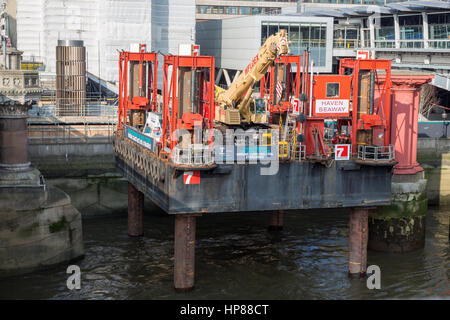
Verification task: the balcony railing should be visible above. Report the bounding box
[428,39,450,49]
[333,39,360,49]
[399,40,424,49]
[357,145,395,162]
[372,39,450,50]
[374,40,396,48]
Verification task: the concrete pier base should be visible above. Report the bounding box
[268,210,283,231]
[128,182,144,237]
[369,173,427,253]
[0,185,84,277]
[348,207,369,277]
[174,215,196,292]
[0,98,83,276]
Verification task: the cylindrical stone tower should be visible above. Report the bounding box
[56,40,86,116]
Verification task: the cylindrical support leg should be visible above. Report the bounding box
[348,207,369,277]
[174,215,196,292]
[0,117,30,168]
[268,210,284,231]
[128,182,144,237]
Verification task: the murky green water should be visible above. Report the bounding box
[0,207,448,300]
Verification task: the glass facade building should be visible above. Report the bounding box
[301,0,409,3]
[196,0,297,20]
[429,12,450,48]
[261,21,327,67]
[370,12,450,49]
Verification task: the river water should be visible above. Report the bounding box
[0,207,448,300]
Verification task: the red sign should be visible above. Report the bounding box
[184,171,200,184]
[291,98,300,115]
[356,50,371,60]
[193,45,200,56]
[335,144,350,161]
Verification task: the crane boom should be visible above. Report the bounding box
[215,29,290,125]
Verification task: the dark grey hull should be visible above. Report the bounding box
[115,154,393,214]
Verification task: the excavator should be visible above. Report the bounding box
[215,29,290,126]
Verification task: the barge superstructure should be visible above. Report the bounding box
[113,33,396,291]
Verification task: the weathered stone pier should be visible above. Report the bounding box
[0,48,84,276]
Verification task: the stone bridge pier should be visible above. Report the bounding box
[0,56,84,276]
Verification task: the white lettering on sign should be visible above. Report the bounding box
[315,100,349,114]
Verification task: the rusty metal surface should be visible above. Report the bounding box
[348,207,369,276]
[268,210,283,231]
[0,118,28,165]
[128,182,144,237]
[56,44,86,116]
[174,215,196,292]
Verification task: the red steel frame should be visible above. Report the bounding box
[339,58,392,155]
[118,50,158,130]
[261,55,302,115]
[162,55,215,150]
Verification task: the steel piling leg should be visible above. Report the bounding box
[174,214,196,292]
[128,182,144,237]
[268,210,284,231]
[348,207,369,277]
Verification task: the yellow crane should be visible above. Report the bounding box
[215,29,290,125]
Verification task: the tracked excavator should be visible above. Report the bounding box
[215,29,290,126]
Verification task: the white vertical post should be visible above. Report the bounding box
[369,16,375,49]
[422,12,429,49]
[394,14,400,49]
[309,60,314,117]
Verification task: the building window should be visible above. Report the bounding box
[226,7,237,15]
[240,7,251,15]
[261,22,327,67]
[334,26,359,48]
[399,14,423,48]
[374,16,395,48]
[326,83,340,98]
[428,12,450,48]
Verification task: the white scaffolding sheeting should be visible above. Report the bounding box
[17,0,195,84]
[151,0,196,90]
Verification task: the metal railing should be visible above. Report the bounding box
[333,39,360,49]
[292,143,306,161]
[27,122,116,145]
[172,144,215,166]
[373,39,450,49]
[27,98,118,145]
[357,145,395,161]
[399,40,424,49]
[29,99,118,119]
[374,40,396,48]
[428,39,450,49]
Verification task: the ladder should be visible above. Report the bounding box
[282,113,297,159]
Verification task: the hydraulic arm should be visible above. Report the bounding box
[215,30,289,125]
